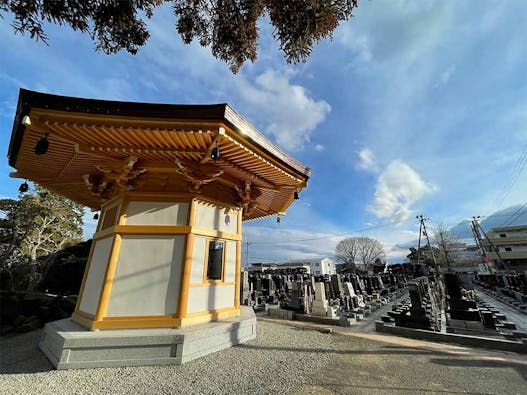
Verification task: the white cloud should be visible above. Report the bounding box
[236,69,331,151]
[314,144,325,152]
[244,224,417,264]
[356,148,379,172]
[368,160,435,224]
[243,226,342,264]
[336,31,373,65]
[337,0,454,70]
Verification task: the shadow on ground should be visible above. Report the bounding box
[237,343,453,357]
[0,330,54,374]
[430,357,527,381]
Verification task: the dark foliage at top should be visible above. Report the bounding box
[1,0,359,72]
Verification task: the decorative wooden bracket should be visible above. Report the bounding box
[96,156,147,191]
[82,156,147,200]
[174,158,224,193]
[234,180,261,215]
[82,174,111,199]
[234,180,252,209]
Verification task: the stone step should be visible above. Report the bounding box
[502,321,517,330]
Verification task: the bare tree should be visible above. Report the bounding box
[335,237,385,272]
[357,237,385,271]
[335,238,360,270]
[434,222,461,270]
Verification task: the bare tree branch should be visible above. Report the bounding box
[335,236,385,272]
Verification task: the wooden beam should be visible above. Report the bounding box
[79,144,204,156]
[32,108,225,130]
[220,157,277,190]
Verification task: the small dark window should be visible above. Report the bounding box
[499,233,506,238]
[207,240,224,280]
[504,247,512,252]
[100,205,119,230]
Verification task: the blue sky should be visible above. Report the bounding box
[1,1,526,263]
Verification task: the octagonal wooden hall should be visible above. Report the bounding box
[8,89,311,331]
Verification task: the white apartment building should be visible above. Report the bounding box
[483,224,527,270]
[310,257,337,276]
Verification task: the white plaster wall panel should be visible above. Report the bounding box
[190,236,206,284]
[126,201,189,226]
[187,285,235,314]
[195,203,237,234]
[225,241,237,282]
[106,235,185,317]
[79,237,114,315]
[220,210,238,234]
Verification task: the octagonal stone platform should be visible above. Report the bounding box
[39,306,256,369]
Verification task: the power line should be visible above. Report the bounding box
[490,144,527,210]
[488,142,527,212]
[245,221,395,245]
[502,201,527,227]
[484,212,527,218]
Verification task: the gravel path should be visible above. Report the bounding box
[2,319,526,395]
[476,290,527,332]
[0,321,339,395]
[348,291,408,333]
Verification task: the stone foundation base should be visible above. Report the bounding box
[39,307,256,369]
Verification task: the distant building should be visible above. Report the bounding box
[248,257,337,275]
[310,258,337,276]
[455,244,482,266]
[482,224,527,271]
[248,262,311,273]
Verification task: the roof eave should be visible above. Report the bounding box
[7,89,311,181]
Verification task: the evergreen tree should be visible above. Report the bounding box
[0,185,84,267]
[1,0,359,72]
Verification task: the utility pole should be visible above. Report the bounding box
[245,241,250,267]
[421,215,438,270]
[470,216,485,257]
[472,217,509,272]
[416,216,423,266]
[416,214,438,271]
[470,216,491,272]
[418,215,445,327]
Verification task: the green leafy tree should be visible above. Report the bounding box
[0,0,359,72]
[0,186,84,266]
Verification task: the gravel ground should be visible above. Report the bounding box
[0,321,339,395]
[2,319,526,395]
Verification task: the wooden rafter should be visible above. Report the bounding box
[220,157,277,190]
[79,144,204,156]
